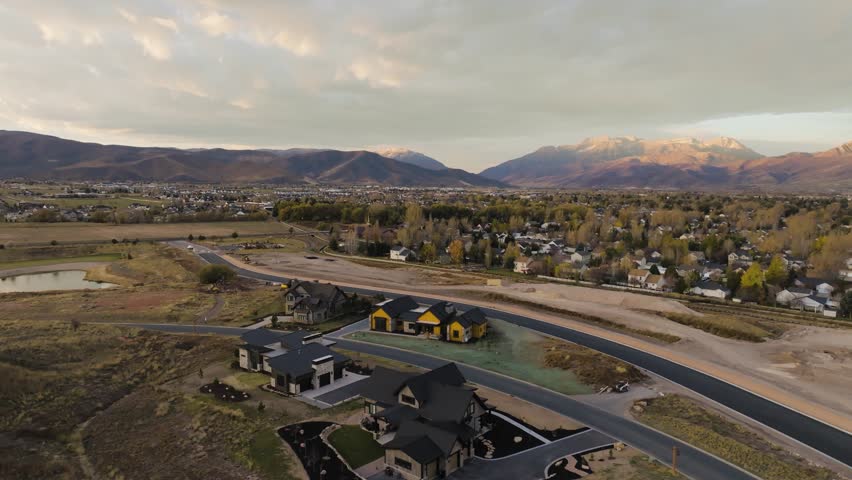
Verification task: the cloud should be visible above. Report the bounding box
[152,17,179,33]
[229,98,254,110]
[133,33,171,60]
[0,0,849,170]
[198,12,233,36]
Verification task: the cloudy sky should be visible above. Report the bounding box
[0,0,850,171]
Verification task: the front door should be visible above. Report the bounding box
[319,372,331,387]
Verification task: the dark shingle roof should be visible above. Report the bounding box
[422,301,455,323]
[375,404,420,425]
[360,366,416,406]
[403,363,466,402]
[375,296,419,318]
[266,343,349,378]
[418,383,475,423]
[286,281,346,303]
[384,420,459,462]
[458,308,486,326]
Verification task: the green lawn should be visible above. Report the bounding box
[328,425,384,468]
[0,253,123,270]
[349,319,592,395]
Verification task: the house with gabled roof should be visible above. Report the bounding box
[282,280,348,324]
[235,328,350,394]
[370,297,488,343]
[361,363,490,480]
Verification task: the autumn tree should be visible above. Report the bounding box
[420,243,437,263]
[764,256,787,286]
[739,262,765,302]
[448,239,465,265]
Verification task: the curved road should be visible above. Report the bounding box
[194,250,852,470]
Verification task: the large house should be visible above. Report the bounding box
[370,297,487,343]
[236,328,350,394]
[282,280,348,324]
[360,363,490,480]
[514,256,532,274]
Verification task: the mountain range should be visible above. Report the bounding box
[0,131,499,187]
[480,136,852,191]
[0,130,849,190]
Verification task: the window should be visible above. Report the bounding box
[452,329,460,339]
[401,394,416,406]
[394,457,412,470]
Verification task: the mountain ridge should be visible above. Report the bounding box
[480,136,851,191]
[0,130,501,187]
[372,147,447,170]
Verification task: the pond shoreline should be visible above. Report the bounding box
[0,261,110,278]
[0,267,117,293]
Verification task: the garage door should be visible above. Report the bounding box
[319,372,331,387]
[374,317,387,331]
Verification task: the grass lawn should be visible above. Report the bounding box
[633,395,836,480]
[349,319,593,395]
[0,253,123,270]
[328,425,384,468]
[229,371,271,389]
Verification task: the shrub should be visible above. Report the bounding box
[111,238,118,244]
[188,234,194,241]
[50,240,58,246]
[231,231,239,239]
[199,264,236,284]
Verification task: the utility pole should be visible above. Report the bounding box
[672,446,679,475]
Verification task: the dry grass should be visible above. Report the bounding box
[540,340,647,389]
[656,312,771,342]
[0,221,291,245]
[0,320,235,479]
[632,395,837,480]
[471,291,682,343]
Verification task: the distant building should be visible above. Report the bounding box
[514,256,532,274]
[690,280,730,299]
[390,245,416,262]
[282,280,348,324]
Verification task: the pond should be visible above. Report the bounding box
[0,270,117,293]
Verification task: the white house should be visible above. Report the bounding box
[793,278,835,298]
[790,295,831,313]
[514,256,532,274]
[628,269,650,287]
[390,245,415,262]
[690,280,730,299]
[645,274,668,291]
[775,287,812,306]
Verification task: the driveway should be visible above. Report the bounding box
[449,430,613,480]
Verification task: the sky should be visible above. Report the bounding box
[0,0,850,172]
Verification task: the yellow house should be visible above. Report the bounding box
[370,296,419,333]
[446,308,487,343]
[415,301,455,337]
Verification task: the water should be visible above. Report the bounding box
[0,270,117,293]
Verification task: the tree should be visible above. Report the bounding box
[448,239,465,265]
[726,268,742,293]
[187,234,194,241]
[420,243,437,263]
[764,256,787,286]
[840,291,852,320]
[649,264,660,275]
[50,240,58,246]
[739,262,765,302]
[199,264,236,284]
[231,231,239,239]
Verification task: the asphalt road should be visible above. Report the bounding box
[196,250,852,469]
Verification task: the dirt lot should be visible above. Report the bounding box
[0,221,292,245]
[230,250,852,429]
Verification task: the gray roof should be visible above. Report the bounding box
[360,366,416,406]
[375,296,419,318]
[384,420,459,463]
[267,343,349,378]
[457,308,486,327]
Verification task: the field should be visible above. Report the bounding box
[350,319,595,395]
[0,319,236,479]
[632,395,836,480]
[656,312,773,342]
[0,220,292,245]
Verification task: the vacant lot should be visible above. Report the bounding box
[0,319,235,479]
[633,395,837,480]
[0,220,291,245]
[350,319,595,395]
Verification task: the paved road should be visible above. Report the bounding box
[197,250,852,469]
